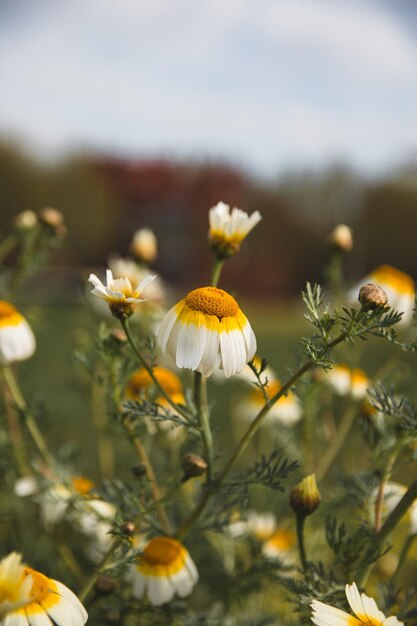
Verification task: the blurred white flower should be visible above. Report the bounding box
[236,378,303,427]
[0,301,36,363]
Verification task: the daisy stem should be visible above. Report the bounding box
[123,417,172,534]
[120,319,190,420]
[0,233,17,263]
[393,533,416,583]
[79,538,122,602]
[176,332,348,539]
[2,364,56,469]
[314,404,357,481]
[1,373,30,475]
[358,478,417,587]
[194,371,213,482]
[295,514,308,573]
[211,258,225,288]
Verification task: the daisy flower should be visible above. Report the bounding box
[209,201,262,258]
[0,552,87,625]
[88,269,156,319]
[157,286,256,378]
[227,511,276,541]
[262,528,296,564]
[322,365,369,400]
[0,301,35,363]
[349,265,415,326]
[236,379,303,427]
[311,582,403,626]
[131,536,198,606]
[108,256,165,307]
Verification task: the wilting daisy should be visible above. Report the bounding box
[209,201,262,258]
[349,264,415,326]
[157,286,256,378]
[0,301,35,363]
[0,552,87,625]
[131,536,198,606]
[108,256,165,307]
[88,269,156,319]
[237,379,303,427]
[311,582,403,626]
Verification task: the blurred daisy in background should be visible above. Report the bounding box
[321,365,369,400]
[311,582,403,626]
[131,536,198,606]
[236,378,303,427]
[125,366,186,441]
[349,265,415,326]
[0,301,35,363]
[158,286,256,378]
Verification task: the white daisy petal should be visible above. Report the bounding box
[26,609,53,626]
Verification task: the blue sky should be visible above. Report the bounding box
[1,0,417,175]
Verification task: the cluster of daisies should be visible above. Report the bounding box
[1,202,415,619]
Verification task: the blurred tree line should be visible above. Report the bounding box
[0,140,416,298]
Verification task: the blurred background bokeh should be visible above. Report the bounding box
[1,0,417,301]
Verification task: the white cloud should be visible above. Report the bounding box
[1,0,417,174]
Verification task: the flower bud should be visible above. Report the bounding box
[290,474,321,517]
[13,210,38,231]
[130,228,157,264]
[38,207,67,238]
[182,452,208,480]
[328,224,353,252]
[358,283,388,310]
[121,521,135,536]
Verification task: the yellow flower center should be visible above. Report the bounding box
[137,537,187,576]
[72,476,95,495]
[23,569,49,603]
[185,287,238,319]
[371,265,414,295]
[265,529,296,551]
[0,301,23,328]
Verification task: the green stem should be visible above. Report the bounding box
[2,365,55,469]
[0,233,18,264]
[211,259,225,288]
[194,372,213,482]
[315,405,358,481]
[176,332,348,539]
[92,366,114,478]
[122,416,172,534]
[121,319,190,420]
[393,533,416,583]
[79,539,121,602]
[296,514,308,573]
[358,479,417,586]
